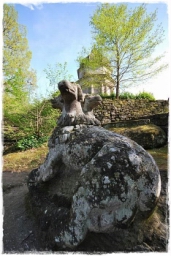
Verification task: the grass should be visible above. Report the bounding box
[3,143,168,172]
[3,143,48,172]
[147,145,168,171]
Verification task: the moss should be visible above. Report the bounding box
[109,124,164,135]
[147,145,168,170]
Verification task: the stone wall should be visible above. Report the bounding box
[94,99,169,125]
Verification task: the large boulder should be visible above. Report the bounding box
[107,124,167,149]
[28,125,161,250]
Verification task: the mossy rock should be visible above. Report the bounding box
[108,124,167,149]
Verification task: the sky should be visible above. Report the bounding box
[1,0,171,99]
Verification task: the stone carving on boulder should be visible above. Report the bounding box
[51,80,101,127]
[51,94,63,111]
[28,80,162,250]
[51,81,102,125]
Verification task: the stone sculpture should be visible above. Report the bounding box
[28,80,161,250]
[51,94,63,111]
[51,92,102,120]
[51,80,101,127]
[82,94,102,118]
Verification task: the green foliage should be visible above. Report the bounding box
[4,95,61,150]
[135,91,155,100]
[100,91,155,100]
[51,90,60,98]
[3,5,65,152]
[78,46,112,72]
[77,46,114,90]
[16,135,48,151]
[3,4,37,145]
[118,92,135,99]
[44,62,74,92]
[26,97,59,138]
[100,92,116,99]
[3,4,37,95]
[78,3,168,98]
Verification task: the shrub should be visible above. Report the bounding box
[100,92,116,99]
[100,91,155,100]
[16,135,48,151]
[135,91,155,100]
[119,92,135,99]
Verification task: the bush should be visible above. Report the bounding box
[119,92,135,99]
[16,135,48,151]
[135,91,155,100]
[100,93,116,99]
[100,91,155,100]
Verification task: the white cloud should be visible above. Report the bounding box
[21,4,34,10]
[21,3,43,11]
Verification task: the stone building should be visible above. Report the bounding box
[77,54,115,95]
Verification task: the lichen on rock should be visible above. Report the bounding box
[107,123,167,149]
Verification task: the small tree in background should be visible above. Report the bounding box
[44,62,74,94]
[78,3,168,98]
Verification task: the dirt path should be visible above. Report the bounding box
[2,169,168,253]
[3,171,47,252]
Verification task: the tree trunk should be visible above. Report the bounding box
[116,45,120,99]
[116,80,119,99]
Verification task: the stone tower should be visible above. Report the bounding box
[77,54,115,95]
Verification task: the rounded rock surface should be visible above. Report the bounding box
[108,124,167,149]
[28,126,161,249]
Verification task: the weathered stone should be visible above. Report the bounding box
[108,124,167,149]
[140,113,169,135]
[28,125,161,249]
[94,99,169,125]
[61,126,74,133]
[51,94,63,110]
[82,94,102,117]
[27,81,163,250]
[57,81,100,127]
[51,81,102,127]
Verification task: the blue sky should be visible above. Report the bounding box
[3,0,171,99]
[14,3,98,86]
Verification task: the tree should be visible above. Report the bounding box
[81,3,168,98]
[3,4,37,147]
[44,62,74,94]
[3,95,60,152]
[25,97,60,139]
[3,4,36,99]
